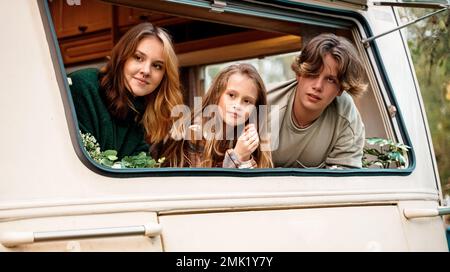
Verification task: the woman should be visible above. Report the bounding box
[179,63,273,168]
[68,23,183,165]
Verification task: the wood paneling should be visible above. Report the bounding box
[59,32,113,64]
[48,0,303,67]
[178,35,302,67]
[49,0,112,38]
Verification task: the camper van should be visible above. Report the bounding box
[0,0,449,252]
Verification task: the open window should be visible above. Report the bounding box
[45,0,414,175]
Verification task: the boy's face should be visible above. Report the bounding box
[296,53,343,115]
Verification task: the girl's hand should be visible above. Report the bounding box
[234,124,259,161]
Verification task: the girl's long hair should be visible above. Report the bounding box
[99,23,184,166]
[191,63,273,168]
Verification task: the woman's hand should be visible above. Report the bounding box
[234,124,259,162]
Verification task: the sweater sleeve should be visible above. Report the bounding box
[325,96,365,168]
[223,149,257,169]
[68,68,150,159]
[68,68,103,138]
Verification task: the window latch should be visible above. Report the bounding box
[210,0,227,13]
[361,2,449,47]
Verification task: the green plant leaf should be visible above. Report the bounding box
[100,158,114,167]
[103,150,117,156]
[366,138,384,145]
[106,155,118,161]
[80,131,164,169]
[363,137,410,169]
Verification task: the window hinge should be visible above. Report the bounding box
[388,105,397,118]
[361,2,449,47]
[210,0,227,13]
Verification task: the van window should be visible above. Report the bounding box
[204,52,299,92]
[45,0,413,176]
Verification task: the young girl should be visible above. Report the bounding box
[68,23,184,166]
[181,63,273,168]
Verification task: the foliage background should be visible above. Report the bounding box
[398,7,450,200]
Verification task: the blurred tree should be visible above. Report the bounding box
[398,7,450,197]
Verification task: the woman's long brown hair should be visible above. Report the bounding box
[99,23,184,165]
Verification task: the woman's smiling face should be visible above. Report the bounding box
[123,36,165,97]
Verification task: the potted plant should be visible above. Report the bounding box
[362,137,410,169]
[80,131,165,168]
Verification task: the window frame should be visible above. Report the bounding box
[41,0,415,177]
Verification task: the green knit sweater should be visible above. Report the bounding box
[68,68,149,159]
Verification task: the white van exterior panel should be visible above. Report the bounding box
[0,0,446,251]
[160,205,409,251]
[0,0,440,211]
[0,1,440,202]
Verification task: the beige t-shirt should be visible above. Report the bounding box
[268,79,365,168]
